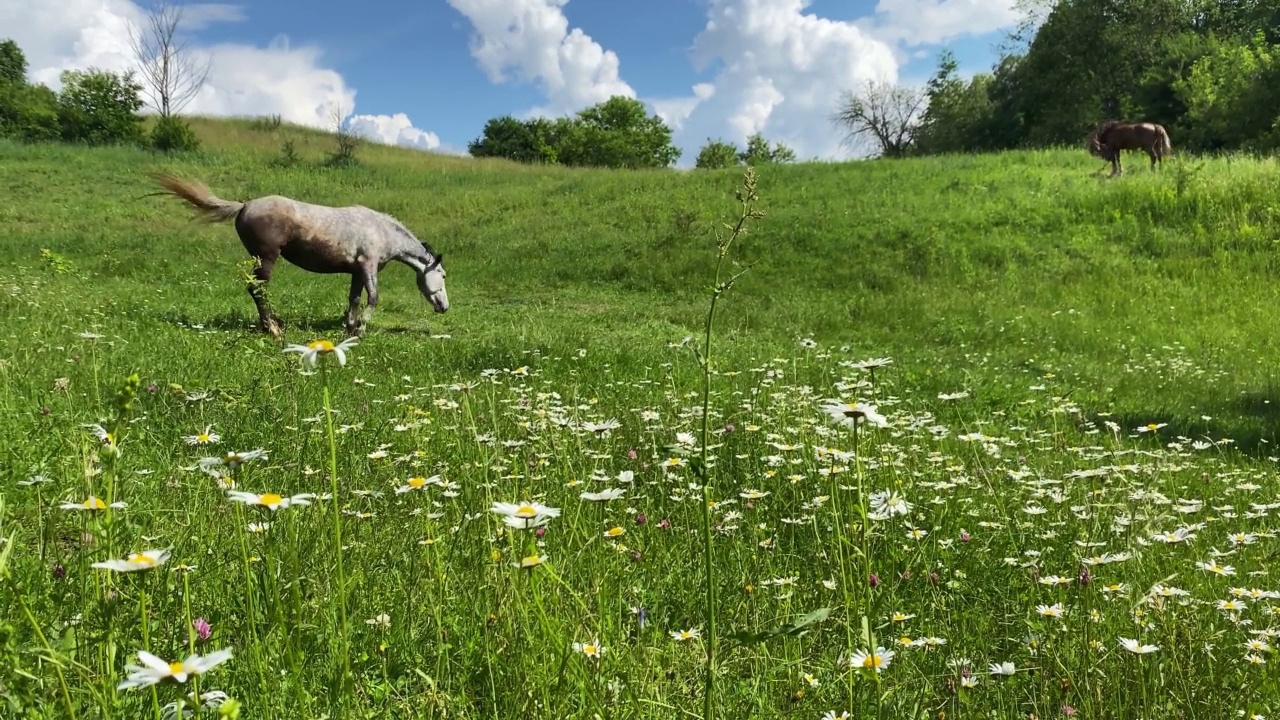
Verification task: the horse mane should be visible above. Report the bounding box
[377,210,436,256]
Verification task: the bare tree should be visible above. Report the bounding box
[127,1,212,118]
[831,80,927,159]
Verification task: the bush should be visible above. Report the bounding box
[149,115,200,152]
[56,68,145,146]
[0,81,59,142]
[695,139,740,169]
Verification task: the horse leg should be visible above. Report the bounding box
[351,263,378,337]
[248,255,282,339]
[344,273,365,337]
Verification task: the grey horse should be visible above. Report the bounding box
[152,173,448,338]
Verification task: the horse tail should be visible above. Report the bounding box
[152,173,244,223]
[1158,126,1173,156]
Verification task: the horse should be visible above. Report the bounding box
[1087,120,1173,177]
[151,173,448,339]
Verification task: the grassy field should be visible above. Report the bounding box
[4,118,1280,718]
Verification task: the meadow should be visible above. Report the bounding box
[5,118,1280,718]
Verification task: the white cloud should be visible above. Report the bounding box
[0,0,441,151]
[445,0,635,117]
[663,0,901,162]
[870,0,1022,47]
[347,112,440,151]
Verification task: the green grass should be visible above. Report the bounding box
[4,118,1280,718]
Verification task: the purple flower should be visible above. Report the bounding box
[193,618,212,641]
[52,564,66,581]
[868,573,880,588]
[635,513,647,526]
[723,423,735,433]
[535,526,547,538]
[627,449,637,460]
[659,518,671,530]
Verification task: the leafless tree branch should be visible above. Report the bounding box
[127,1,212,117]
[831,80,927,159]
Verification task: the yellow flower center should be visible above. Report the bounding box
[605,527,624,537]
[127,553,156,567]
[519,555,543,568]
[408,477,426,488]
[197,434,210,442]
[514,504,538,518]
[85,497,106,509]
[259,493,284,506]
[583,644,597,655]
[863,654,882,668]
[308,340,336,352]
[168,662,185,675]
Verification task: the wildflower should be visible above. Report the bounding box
[490,501,561,529]
[580,488,626,502]
[395,475,441,494]
[92,549,172,573]
[849,646,894,672]
[198,449,267,475]
[192,618,212,641]
[513,554,547,570]
[671,628,701,641]
[822,712,850,720]
[283,337,359,367]
[574,639,605,659]
[989,661,1016,676]
[365,613,391,629]
[227,491,316,511]
[604,526,626,538]
[1119,637,1159,654]
[869,490,913,519]
[61,496,126,511]
[820,400,888,428]
[117,648,233,690]
[183,427,220,446]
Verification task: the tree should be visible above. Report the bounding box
[1174,32,1280,150]
[127,1,211,118]
[56,68,145,145]
[695,138,739,169]
[467,115,558,163]
[831,80,927,158]
[556,96,681,168]
[0,39,27,85]
[914,51,1000,155]
[739,132,796,165]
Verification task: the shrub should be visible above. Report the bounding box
[149,114,200,152]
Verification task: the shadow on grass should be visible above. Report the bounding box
[160,310,423,336]
[1104,387,1280,457]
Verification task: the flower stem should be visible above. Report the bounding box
[321,363,353,704]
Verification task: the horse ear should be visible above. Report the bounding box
[431,254,443,270]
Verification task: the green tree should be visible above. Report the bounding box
[0,39,27,85]
[56,68,145,146]
[555,96,681,168]
[1174,32,1280,150]
[915,51,999,154]
[695,138,740,169]
[738,133,796,165]
[467,115,558,164]
[0,82,59,142]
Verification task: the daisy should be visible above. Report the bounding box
[395,475,441,494]
[580,488,626,502]
[92,549,172,573]
[869,490,913,519]
[198,449,267,475]
[849,646,894,672]
[1037,603,1067,619]
[61,496,127,511]
[820,400,888,429]
[1119,637,1159,654]
[117,648,233,690]
[490,501,561,529]
[283,337,359,368]
[573,639,605,659]
[513,554,547,570]
[671,628,701,641]
[989,661,1016,676]
[227,491,316,511]
[183,427,220,446]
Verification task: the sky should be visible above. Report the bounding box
[1,0,1027,165]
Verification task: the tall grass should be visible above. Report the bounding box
[4,121,1280,717]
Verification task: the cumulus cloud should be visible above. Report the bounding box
[870,0,1022,47]
[445,0,635,117]
[346,112,441,151]
[663,0,901,162]
[1,0,441,150]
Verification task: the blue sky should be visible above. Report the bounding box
[8,0,1024,162]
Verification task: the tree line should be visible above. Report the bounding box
[7,0,1279,165]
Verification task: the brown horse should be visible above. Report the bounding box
[1088,121,1173,176]
[152,174,448,339]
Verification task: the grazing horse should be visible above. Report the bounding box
[152,173,448,339]
[1087,121,1173,176]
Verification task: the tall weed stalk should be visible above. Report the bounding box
[692,168,766,720]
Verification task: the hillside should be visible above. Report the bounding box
[5,117,1280,449]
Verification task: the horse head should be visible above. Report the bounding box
[416,247,448,313]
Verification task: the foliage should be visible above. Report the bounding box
[0,80,59,143]
[55,68,145,146]
[915,51,1000,155]
[695,138,740,169]
[1174,33,1280,151]
[695,134,797,169]
[149,114,201,152]
[0,38,27,85]
[468,96,680,168]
